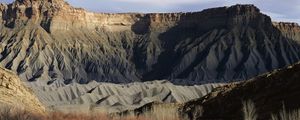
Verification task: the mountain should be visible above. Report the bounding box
[0,67,45,113]
[0,0,300,85]
[180,62,300,120]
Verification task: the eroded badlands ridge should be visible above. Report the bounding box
[28,80,222,113]
[0,0,300,85]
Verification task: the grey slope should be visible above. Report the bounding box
[28,80,222,113]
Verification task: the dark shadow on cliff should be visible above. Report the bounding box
[141,11,229,81]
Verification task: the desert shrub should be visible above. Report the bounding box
[0,105,42,120]
[141,104,184,120]
[242,100,300,120]
[191,105,203,120]
[271,105,300,120]
[0,104,183,120]
[242,100,257,120]
[46,112,108,120]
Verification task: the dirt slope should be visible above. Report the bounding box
[181,62,300,120]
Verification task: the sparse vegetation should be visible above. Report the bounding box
[242,100,257,120]
[0,104,184,120]
[142,104,183,120]
[190,105,203,120]
[5,100,300,120]
[271,105,300,120]
[0,105,42,120]
[242,100,300,120]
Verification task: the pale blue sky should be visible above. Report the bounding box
[1,0,300,23]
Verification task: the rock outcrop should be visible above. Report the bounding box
[0,67,45,113]
[0,0,300,85]
[180,62,300,120]
[273,22,300,44]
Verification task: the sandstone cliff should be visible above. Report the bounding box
[0,0,300,85]
[0,67,45,113]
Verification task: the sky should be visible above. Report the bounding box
[1,0,300,23]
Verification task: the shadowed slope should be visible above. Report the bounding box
[180,62,300,120]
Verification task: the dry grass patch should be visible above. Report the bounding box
[0,104,184,120]
[271,105,300,120]
[142,104,183,120]
[0,105,43,120]
[242,100,257,120]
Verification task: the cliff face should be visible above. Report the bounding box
[0,0,300,85]
[273,22,300,43]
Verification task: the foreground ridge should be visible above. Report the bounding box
[181,62,300,120]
